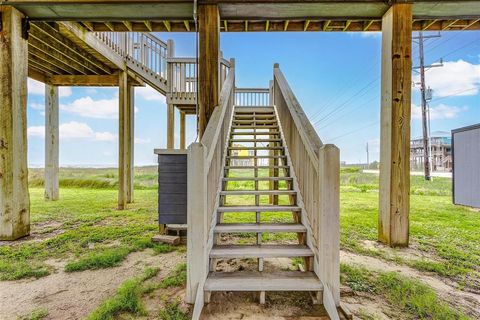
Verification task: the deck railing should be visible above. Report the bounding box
[186,61,235,312]
[235,87,271,106]
[273,64,340,310]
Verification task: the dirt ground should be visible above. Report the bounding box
[0,250,183,320]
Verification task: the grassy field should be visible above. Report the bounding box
[1,166,479,319]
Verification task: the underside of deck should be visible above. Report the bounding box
[7,0,480,32]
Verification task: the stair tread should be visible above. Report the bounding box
[223,177,292,181]
[210,244,313,258]
[230,139,282,142]
[224,165,289,169]
[220,190,295,195]
[228,146,284,150]
[205,271,322,291]
[214,223,306,233]
[218,205,301,212]
[227,155,286,159]
[231,132,280,135]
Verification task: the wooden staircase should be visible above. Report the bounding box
[204,105,323,303]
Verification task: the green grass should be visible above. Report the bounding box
[159,300,189,320]
[0,186,175,280]
[19,308,49,320]
[341,263,470,320]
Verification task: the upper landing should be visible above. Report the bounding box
[6,0,480,32]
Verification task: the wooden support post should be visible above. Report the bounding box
[167,104,175,149]
[126,83,134,203]
[118,71,128,210]
[180,111,186,150]
[45,84,59,201]
[318,144,340,308]
[198,4,220,138]
[186,143,208,304]
[0,6,30,240]
[379,3,412,247]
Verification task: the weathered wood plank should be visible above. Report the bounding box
[198,4,220,138]
[47,75,119,86]
[210,245,313,259]
[167,104,175,148]
[118,71,128,210]
[0,6,30,240]
[379,3,412,247]
[44,84,59,201]
[180,111,186,150]
[126,83,134,204]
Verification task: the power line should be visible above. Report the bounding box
[430,88,478,103]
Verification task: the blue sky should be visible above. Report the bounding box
[27,30,479,166]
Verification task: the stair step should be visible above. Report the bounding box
[234,115,276,119]
[226,155,286,159]
[232,125,279,129]
[230,132,280,136]
[224,165,289,169]
[220,190,295,196]
[205,271,322,292]
[218,205,301,212]
[228,146,284,150]
[233,120,277,124]
[230,139,282,143]
[210,244,313,258]
[223,177,292,182]
[214,223,306,233]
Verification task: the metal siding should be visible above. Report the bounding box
[453,126,480,208]
[158,154,187,224]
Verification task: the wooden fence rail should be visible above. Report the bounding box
[235,87,271,106]
[273,64,340,310]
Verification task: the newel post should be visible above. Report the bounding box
[318,144,340,308]
[186,143,208,304]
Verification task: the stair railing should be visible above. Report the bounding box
[272,64,340,315]
[235,87,271,106]
[186,59,236,315]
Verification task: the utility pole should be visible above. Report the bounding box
[413,31,442,181]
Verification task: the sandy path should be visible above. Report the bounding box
[341,250,480,318]
[0,250,183,320]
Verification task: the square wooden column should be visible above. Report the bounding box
[180,111,186,150]
[167,104,175,148]
[198,4,220,138]
[118,71,128,210]
[0,6,30,240]
[45,84,59,201]
[126,83,134,203]
[379,3,412,247]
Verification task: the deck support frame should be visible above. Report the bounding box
[45,83,60,201]
[379,3,412,247]
[0,6,30,240]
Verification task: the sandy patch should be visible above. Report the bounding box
[341,250,480,318]
[0,250,183,320]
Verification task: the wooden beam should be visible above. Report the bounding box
[266,20,270,32]
[47,75,119,86]
[83,22,94,31]
[303,20,310,31]
[284,20,289,31]
[323,20,331,31]
[144,21,153,32]
[224,20,228,32]
[180,111,186,150]
[422,19,437,31]
[126,83,134,203]
[163,20,171,32]
[167,104,175,148]
[184,20,191,31]
[118,71,128,210]
[442,19,458,30]
[343,20,352,31]
[0,6,30,240]
[123,21,133,31]
[463,19,479,30]
[59,22,125,70]
[105,22,115,32]
[28,68,47,83]
[379,3,412,247]
[45,84,59,201]
[363,20,375,31]
[245,20,248,31]
[198,4,220,138]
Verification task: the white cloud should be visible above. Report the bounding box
[30,102,44,110]
[411,103,467,120]
[60,96,119,119]
[414,60,480,98]
[136,85,166,103]
[360,32,381,38]
[134,137,151,144]
[27,78,72,97]
[94,132,117,141]
[28,121,117,142]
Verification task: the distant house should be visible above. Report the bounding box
[452,124,480,209]
[410,131,452,172]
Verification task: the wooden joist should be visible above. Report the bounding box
[46,75,118,86]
